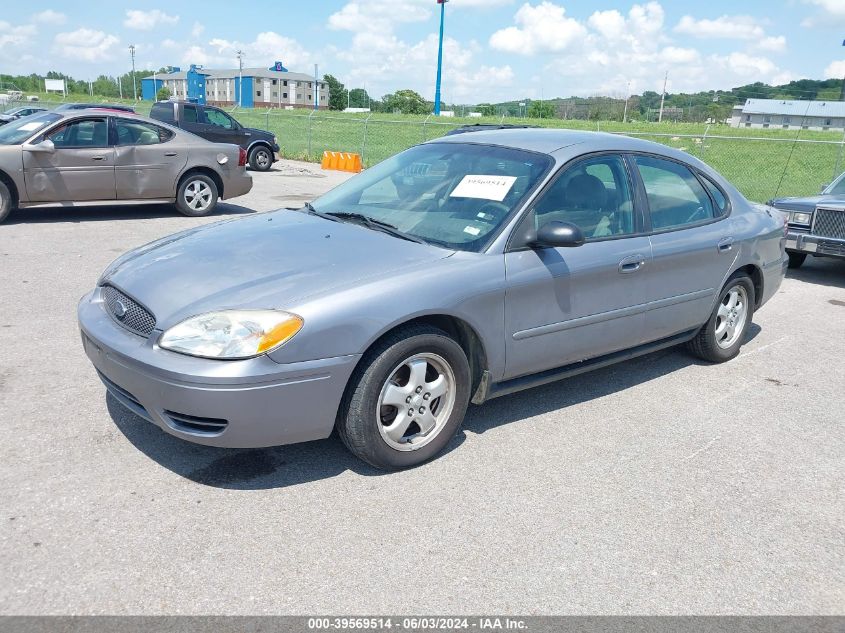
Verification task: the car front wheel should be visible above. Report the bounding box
[248,146,273,172]
[176,174,218,217]
[0,180,14,224]
[687,273,755,363]
[337,324,471,470]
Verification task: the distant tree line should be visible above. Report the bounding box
[1,69,168,99]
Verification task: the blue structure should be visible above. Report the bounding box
[140,77,164,101]
[434,0,448,116]
[234,76,254,108]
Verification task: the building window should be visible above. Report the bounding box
[762,123,769,128]
[745,122,751,127]
[763,115,771,123]
[283,80,288,86]
[783,117,791,125]
[825,118,832,126]
[256,90,262,97]
[272,79,277,85]
[308,94,312,100]
[745,114,750,122]
[283,92,288,98]
[297,94,302,99]
[273,91,277,97]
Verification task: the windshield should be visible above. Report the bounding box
[310,143,552,252]
[0,113,61,145]
[826,173,845,195]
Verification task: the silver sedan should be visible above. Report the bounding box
[0,109,252,223]
[79,129,788,470]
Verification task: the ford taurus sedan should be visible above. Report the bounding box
[79,129,787,470]
[0,110,252,223]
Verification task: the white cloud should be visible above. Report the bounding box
[824,60,845,79]
[123,9,179,31]
[756,35,787,52]
[31,10,66,25]
[675,15,764,40]
[802,0,845,26]
[328,1,430,33]
[53,28,120,62]
[182,32,313,69]
[191,22,204,38]
[0,21,37,48]
[489,2,587,55]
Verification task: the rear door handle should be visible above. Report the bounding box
[164,152,178,157]
[618,254,646,274]
[717,237,734,253]
[91,155,106,161]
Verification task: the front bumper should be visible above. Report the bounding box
[786,230,845,258]
[78,289,360,448]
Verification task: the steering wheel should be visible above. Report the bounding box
[474,201,510,222]
[685,206,707,224]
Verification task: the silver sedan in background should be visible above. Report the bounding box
[0,109,252,223]
[79,129,788,470]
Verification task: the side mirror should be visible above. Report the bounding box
[530,221,585,248]
[23,139,55,154]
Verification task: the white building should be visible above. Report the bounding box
[730,98,845,131]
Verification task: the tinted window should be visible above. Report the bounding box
[115,119,172,145]
[205,108,234,129]
[534,154,635,239]
[47,118,108,148]
[634,155,715,230]
[312,143,552,252]
[700,175,729,215]
[828,175,845,195]
[182,105,198,123]
[151,102,175,123]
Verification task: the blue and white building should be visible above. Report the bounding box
[141,62,328,109]
[730,98,845,131]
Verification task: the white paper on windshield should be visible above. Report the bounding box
[18,121,44,132]
[450,175,517,202]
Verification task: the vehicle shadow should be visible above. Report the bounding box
[106,334,756,491]
[787,256,845,290]
[6,202,256,224]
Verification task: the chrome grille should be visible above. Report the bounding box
[102,285,156,337]
[812,208,845,240]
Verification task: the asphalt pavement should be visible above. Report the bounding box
[0,160,842,614]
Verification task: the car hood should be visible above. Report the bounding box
[102,210,453,329]
[244,127,274,141]
[769,194,842,212]
[0,114,15,122]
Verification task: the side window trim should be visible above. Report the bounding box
[629,151,727,235]
[694,171,732,218]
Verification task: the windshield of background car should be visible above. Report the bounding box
[0,112,61,145]
[826,174,845,195]
[310,143,552,252]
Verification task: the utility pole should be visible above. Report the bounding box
[314,64,319,111]
[623,81,631,123]
[129,44,137,100]
[840,39,845,101]
[433,0,448,115]
[658,70,668,123]
[236,50,245,107]
[118,76,123,100]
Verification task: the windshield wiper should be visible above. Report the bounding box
[325,212,427,244]
[301,201,340,222]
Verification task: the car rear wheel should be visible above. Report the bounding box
[337,324,471,470]
[248,146,272,172]
[787,252,807,269]
[0,180,13,224]
[176,174,218,217]
[687,273,755,363]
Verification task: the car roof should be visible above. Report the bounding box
[427,127,709,167]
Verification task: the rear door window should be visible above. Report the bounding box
[633,155,716,231]
[182,105,199,123]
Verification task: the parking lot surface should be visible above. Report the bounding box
[0,160,843,614]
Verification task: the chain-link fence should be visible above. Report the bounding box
[7,99,844,203]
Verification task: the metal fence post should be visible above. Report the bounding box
[265,110,269,129]
[834,129,845,182]
[699,124,711,159]
[422,114,432,142]
[361,113,373,164]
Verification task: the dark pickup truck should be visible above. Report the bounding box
[150,101,279,171]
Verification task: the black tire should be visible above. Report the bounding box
[687,273,755,363]
[337,324,471,471]
[175,173,218,217]
[248,146,273,172]
[787,252,807,269]
[0,180,13,224]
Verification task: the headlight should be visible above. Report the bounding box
[159,310,303,359]
[272,135,278,145]
[790,212,812,225]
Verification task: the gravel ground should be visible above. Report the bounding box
[0,160,843,615]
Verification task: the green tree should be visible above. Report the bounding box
[322,74,348,110]
[476,103,496,116]
[527,100,555,119]
[156,86,171,101]
[382,89,429,114]
[348,88,371,109]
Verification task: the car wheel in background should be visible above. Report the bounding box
[787,252,807,269]
[337,324,471,470]
[248,146,272,172]
[687,273,755,363]
[176,174,218,217]
[0,180,14,224]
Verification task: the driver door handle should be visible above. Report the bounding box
[618,254,646,274]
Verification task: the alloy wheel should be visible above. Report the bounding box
[715,284,748,349]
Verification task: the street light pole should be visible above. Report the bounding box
[129,44,136,100]
[236,50,245,108]
[433,0,448,116]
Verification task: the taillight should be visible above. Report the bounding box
[238,148,247,167]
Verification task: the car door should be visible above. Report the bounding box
[503,153,652,380]
[113,117,188,199]
[177,103,209,139]
[23,116,115,202]
[631,154,737,341]
[202,107,245,146]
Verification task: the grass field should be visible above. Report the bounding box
[18,95,845,202]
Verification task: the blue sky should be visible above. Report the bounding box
[2,1,845,102]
